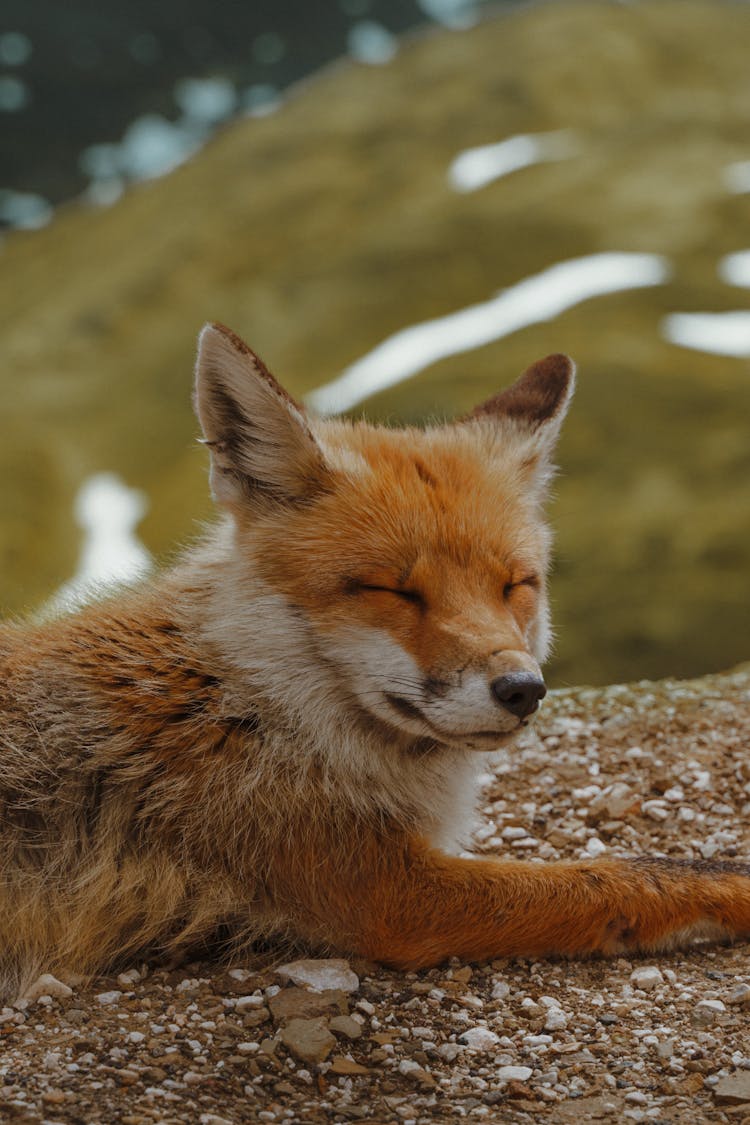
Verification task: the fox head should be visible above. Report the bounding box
[194,323,574,752]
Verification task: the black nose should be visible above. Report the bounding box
[491,672,547,720]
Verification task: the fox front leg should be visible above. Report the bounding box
[306,836,750,968]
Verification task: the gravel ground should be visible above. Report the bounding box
[2,665,750,1124]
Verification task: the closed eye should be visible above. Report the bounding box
[503,575,539,598]
[359,584,424,606]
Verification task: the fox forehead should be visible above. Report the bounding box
[247,417,550,593]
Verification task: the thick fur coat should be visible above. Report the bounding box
[1,324,748,1003]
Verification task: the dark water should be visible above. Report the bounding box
[1,0,497,214]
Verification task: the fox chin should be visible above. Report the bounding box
[1,323,749,1002]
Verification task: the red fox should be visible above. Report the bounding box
[1,322,748,1001]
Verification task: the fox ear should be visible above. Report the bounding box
[194,323,329,507]
[466,353,575,480]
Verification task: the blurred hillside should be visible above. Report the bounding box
[1,0,749,686]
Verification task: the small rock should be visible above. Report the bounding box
[460,1026,500,1051]
[398,1058,433,1084]
[506,1079,534,1099]
[692,999,725,1027]
[437,1042,462,1061]
[544,1007,568,1031]
[588,782,637,821]
[23,974,73,1003]
[328,1014,363,1040]
[96,990,122,1005]
[242,1005,270,1028]
[200,1115,234,1125]
[329,1056,369,1075]
[117,969,141,987]
[276,959,359,994]
[116,1069,141,1086]
[630,967,663,991]
[502,826,528,840]
[41,1089,65,1105]
[642,799,669,821]
[545,828,573,847]
[728,984,750,1007]
[269,987,348,1023]
[491,979,510,1001]
[585,836,607,858]
[279,1017,336,1064]
[713,1073,750,1105]
[235,992,266,1012]
[498,1065,533,1082]
[663,786,684,802]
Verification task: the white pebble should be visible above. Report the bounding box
[276,958,359,993]
[398,1059,423,1076]
[544,1007,568,1031]
[460,1026,500,1051]
[235,992,266,1012]
[23,974,73,1003]
[696,999,725,1014]
[96,990,122,1005]
[502,826,529,840]
[497,1065,532,1082]
[437,1042,462,1061]
[642,800,669,822]
[585,836,607,858]
[117,969,141,987]
[572,784,602,801]
[491,980,510,1000]
[630,967,664,991]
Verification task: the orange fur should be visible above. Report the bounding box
[1,323,748,1001]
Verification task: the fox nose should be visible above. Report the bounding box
[491,672,547,720]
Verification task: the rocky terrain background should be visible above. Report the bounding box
[2,664,750,1124]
